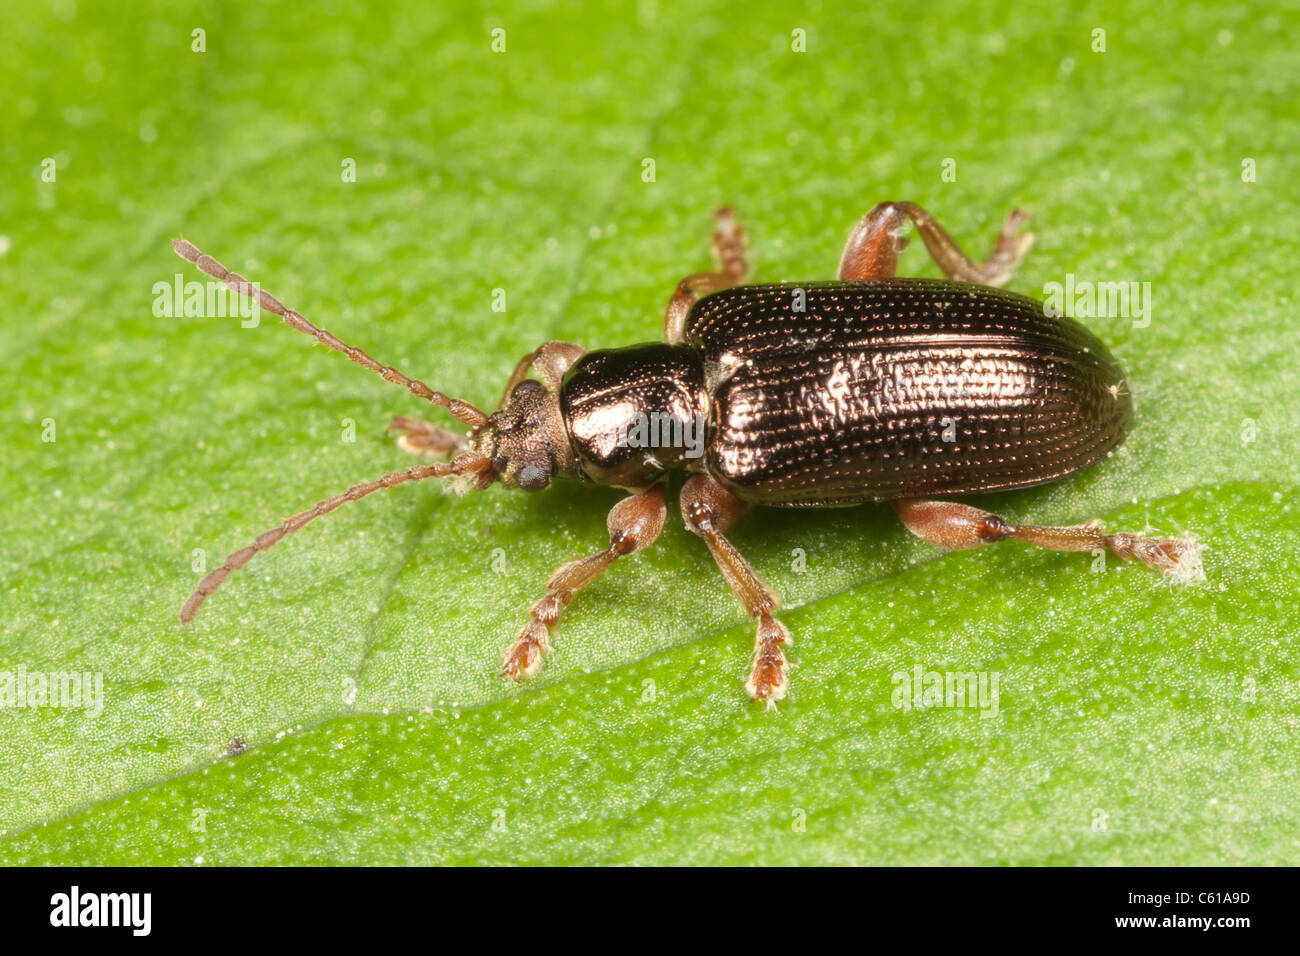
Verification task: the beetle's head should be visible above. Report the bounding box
[471,379,577,491]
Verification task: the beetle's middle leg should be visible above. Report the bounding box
[680,473,791,705]
[663,206,750,344]
[894,499,1205,582]
[502,486,667,681]
[386,416,466,457]
[838,201,1033,286]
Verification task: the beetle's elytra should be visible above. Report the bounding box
[563,279,1133,504]
[173,200,1201,705]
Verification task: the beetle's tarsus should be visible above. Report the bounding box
[746,613,791,704]
[502,619,551,681]
[991,208,1035,281]
[662,209,752,344]
[1108,532,1206,584]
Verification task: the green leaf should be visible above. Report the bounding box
[2,0,1296,864]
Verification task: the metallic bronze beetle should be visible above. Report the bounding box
[173,202,1199,704]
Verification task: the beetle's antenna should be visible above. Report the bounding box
[180,453,495,624]
[171,239,489,429]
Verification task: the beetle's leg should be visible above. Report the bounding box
[663,206,750,344]
[839,202,1033,287]
[894,499,1205,583]
[494,341,586,411]
[502,486,667,682]
[837,202,911,280]
[385,415,466,457]
[680,473,791,705]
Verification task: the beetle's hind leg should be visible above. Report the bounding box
[894,499,1205,584]
[839,202,1033,286]
[663,207,750,344]
[502,487,667,682]
[386,415,466,457]
[680,474,791,706]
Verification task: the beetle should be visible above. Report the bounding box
[173,201,1200,704]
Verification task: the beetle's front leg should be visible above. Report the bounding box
[663,207,750,344]
[839,201,1033,286]
[894,499,1205,583]
[680,473,791,705]
[502,486,667,681]
[493,341,586,412]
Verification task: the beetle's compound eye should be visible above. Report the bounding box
[515,462,552,491]
[511,379,547,402]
